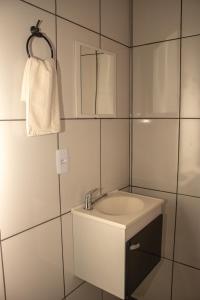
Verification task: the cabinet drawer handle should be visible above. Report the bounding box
[129,243,140,251]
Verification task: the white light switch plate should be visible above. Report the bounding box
[56,149,69,174]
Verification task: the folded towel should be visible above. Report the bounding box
[21,57,61,136]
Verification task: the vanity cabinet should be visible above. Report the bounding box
[72,191,164,299]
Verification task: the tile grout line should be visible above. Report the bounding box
[131,32,200,49]
[129,0,134,192]
[170,1,182,298]
[0,232,7,300]
[55,0,66,296]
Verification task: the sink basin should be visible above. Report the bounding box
[95,194,144,216]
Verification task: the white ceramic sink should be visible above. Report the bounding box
[95,194,144,216]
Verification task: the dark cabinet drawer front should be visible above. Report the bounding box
[125,215,163,297]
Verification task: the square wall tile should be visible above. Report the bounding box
[57,18,99,118]
[0,0,56,119]
[62,213,83,294]
[101,0,130,46]
[133,259,172,300]
[59,120,100,213]
[57,0,100,32]
[0,245,5,300]
[133,41,180,118]
[101,37,130,118]
[132,187,176,260]
[175,195,200,268]
[172,263,200,300]
[132,119,179,193]
[2,219,64,300]
[181,36,200,118]
[182,0,200,37]
[101,119,129,193]
[24,0,55,12]
[66,283,102,300]
[133,0,181,45]
[0,122,59,239]
[178,120,200,197]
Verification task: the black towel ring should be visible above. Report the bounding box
[26,20,54,58]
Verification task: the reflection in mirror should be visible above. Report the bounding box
[75,42,116,117]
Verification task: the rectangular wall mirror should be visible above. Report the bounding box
[75,41,116,117]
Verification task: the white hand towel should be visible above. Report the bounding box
[21,57,61,136]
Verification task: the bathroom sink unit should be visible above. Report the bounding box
[72,191,164,299]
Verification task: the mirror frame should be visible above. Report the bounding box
[75,41,117,118]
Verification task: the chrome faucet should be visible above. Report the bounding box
[84,188,107,210]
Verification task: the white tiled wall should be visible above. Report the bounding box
[101,0,130,46]
[132,119,179,193]
[175,195,200,268]
[133,40,180,118]
[182,0,200,37]
[2,220,64,300]
[132,1,200,300]
[57,0,100,32]
[0,0,56,119]
[59,120,100,213]
[101,119,129,193]
[25,0,55,13]
[133,0,181,46]
[0,0,130,299]
[172,263,200,300]
[0,122,60,239]
[181,36,200,118]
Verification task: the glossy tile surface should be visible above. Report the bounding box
[101,37,129,118]
[25,0,55,12]
[182,0,200,37]
[101,119,129,193]
[101,0,130,45]
[0,247,5,300]
[132,187,176,260]
[175,195,200,268]
[172,263,200,300]
[133,259,172,300]
[0,122,59,239]
[178,120,200,197]
[57,0,99,32]
[181,36,200,117]
[132,120,179,193]
[133,0,181,45]
[2,219,64,300]
[62,213,83,294]
[57,18,99,118]
[0,0,56,119]
[133,41,180,118]
[66,283,101,300]
[59,120,100,213]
